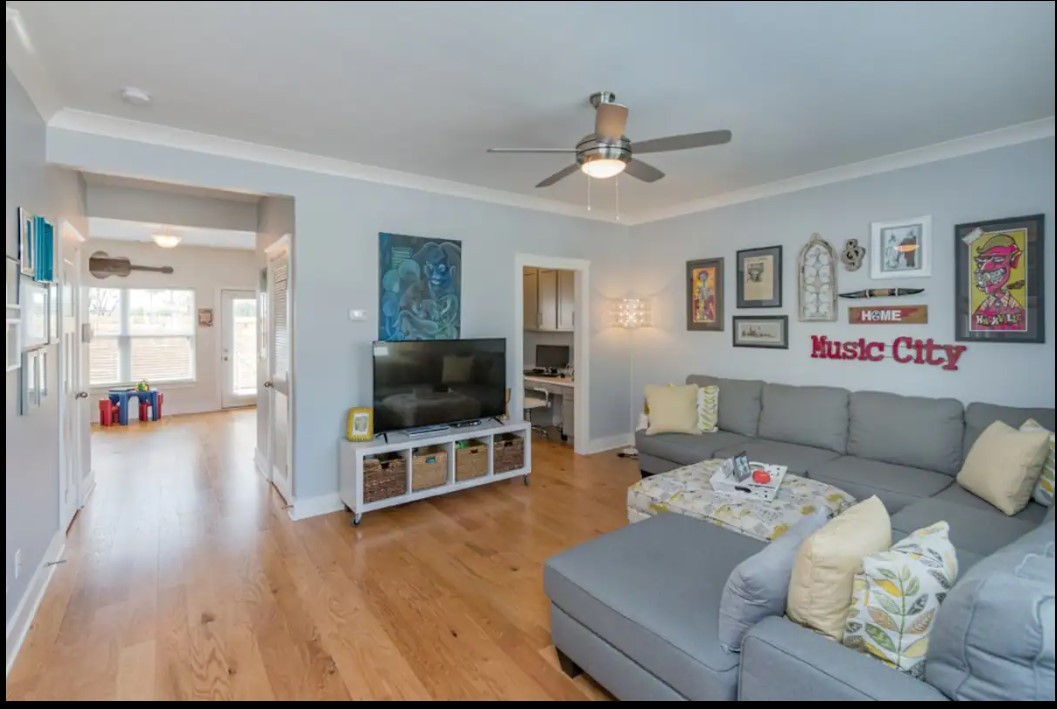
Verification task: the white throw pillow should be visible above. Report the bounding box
[842,522,958,678]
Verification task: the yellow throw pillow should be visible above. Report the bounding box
[957,421,1049,516]
[787,496,891,642]
[644,384,700,436]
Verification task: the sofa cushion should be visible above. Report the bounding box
[963,402,1056,459]
[956,420,1050,516]
[933,482,1049,524]
[638,453,681,476]
[714,440,839,475]
[848,391,964,475]
[890,497,1037,560]
[544,513,766,701]
[757,383,849,453]
[686,375,764,437]
[634,430,750,467]
[719,510,829,653]
[808,456,952,514]
[926,521,1056,701]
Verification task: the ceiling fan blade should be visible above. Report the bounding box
[487,148,577,153]
[595,102,629,138]
[633,129,732,154]
[535,164,580,188]
[624,159,665,183]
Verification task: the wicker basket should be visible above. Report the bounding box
[363,453,407,503]
[493,434,525,474]
[412,445,448,491]
[455,439,488,482]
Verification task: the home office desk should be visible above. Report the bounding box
[524,375,576,442]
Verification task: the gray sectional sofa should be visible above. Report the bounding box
[544,375,1055,701]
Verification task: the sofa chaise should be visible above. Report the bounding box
[544,375,1054,700]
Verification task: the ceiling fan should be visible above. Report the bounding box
[487,91,732,188]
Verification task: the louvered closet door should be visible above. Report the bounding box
[267,242,293,503]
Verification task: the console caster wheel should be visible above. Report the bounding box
[523,475,530,486]
[351,513,362,526]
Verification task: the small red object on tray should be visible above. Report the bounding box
[752,469,772,485]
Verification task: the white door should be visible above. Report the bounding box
[58,232,92,528]
[220,289,258,409]
[265,237,293,503]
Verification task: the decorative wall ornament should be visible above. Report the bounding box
[871,215,932,279]
[686,258,724,331]
[197,308,214,327]
[955,214,1044,344]
[810,335,966,371]
[736,245,782,308]
[840,239,866,271]
[88,251,174,279]
[849,305,928,325]
[733,315,788,349]
[840,287,924,299]
[379,232,462,341]
[797,233,837,322]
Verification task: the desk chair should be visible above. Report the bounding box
[524,387,551,439]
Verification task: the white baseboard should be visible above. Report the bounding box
[6,530,65,677]
[290,493,345,521]
[254,448,268,478]
[583,432,635,455]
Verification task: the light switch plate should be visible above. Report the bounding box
[348,309,366,322]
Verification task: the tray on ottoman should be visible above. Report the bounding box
[627,459,855,542]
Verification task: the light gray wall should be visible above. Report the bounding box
[48,129,632,502]
[5,68,88,623]
[255,196,295,465]
[86,183,258,231]
[628,138,1056,417]
[81,238,258,419]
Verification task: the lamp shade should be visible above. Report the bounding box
[151,233,182,248]
[615,298,649,328]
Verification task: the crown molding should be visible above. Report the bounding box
[624,117,1056,225]
[48,109,614,224]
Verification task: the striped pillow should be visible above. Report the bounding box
[1021,419,1055,507]
[697,385,719,433]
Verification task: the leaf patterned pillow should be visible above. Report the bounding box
[842,522,958,678]
[1020,419,1055,507]
[697,385,719,433]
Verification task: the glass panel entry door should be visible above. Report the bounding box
[221,290,258,409]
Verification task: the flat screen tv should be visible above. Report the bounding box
[372,338,507,434]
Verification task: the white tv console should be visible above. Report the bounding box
[338,419,532,525]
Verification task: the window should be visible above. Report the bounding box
[88,288,196,386]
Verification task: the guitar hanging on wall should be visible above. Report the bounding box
[88,251,174,279]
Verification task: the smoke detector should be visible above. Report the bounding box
[120,86,152,107]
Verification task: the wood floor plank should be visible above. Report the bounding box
[5,410,638,701]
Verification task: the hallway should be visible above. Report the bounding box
[6,410,634,700]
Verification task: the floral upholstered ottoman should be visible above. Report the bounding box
[627,459,855,542]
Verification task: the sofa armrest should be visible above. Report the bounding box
[740,617,949,701]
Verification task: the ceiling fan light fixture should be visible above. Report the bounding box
[151,233,182,249]
[580,158,627,180]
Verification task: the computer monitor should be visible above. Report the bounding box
[536,344,570,370]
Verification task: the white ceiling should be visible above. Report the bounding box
[11,2,1056,220]
[80,172,261,203]
[88,217,256,250]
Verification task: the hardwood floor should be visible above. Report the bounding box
[6,410,638,700]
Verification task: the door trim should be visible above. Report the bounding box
[513,253,590,455]
[217,287,258,409]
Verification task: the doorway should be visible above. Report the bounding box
[514,254,590,455]
[220,289,258,409]
[264,235,293,503]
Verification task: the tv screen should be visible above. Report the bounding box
[372,338,507,434]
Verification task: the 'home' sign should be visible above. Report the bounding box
[810,335,966,371]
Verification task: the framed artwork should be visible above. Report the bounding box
[797,234,837,322]
[346,407,374,442]
[686,258,724,331]
[955,214,1044,343]
[18,207,35,277]
[48,283,59,343]
[871,215,931,279]
[736,246,782,308]
[21,279,48,349]
[732,315,789,349]
[197,308,214,327]
[379,232,462,341]
[6,256,19,308]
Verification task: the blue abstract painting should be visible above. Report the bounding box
[379,232,461,341]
